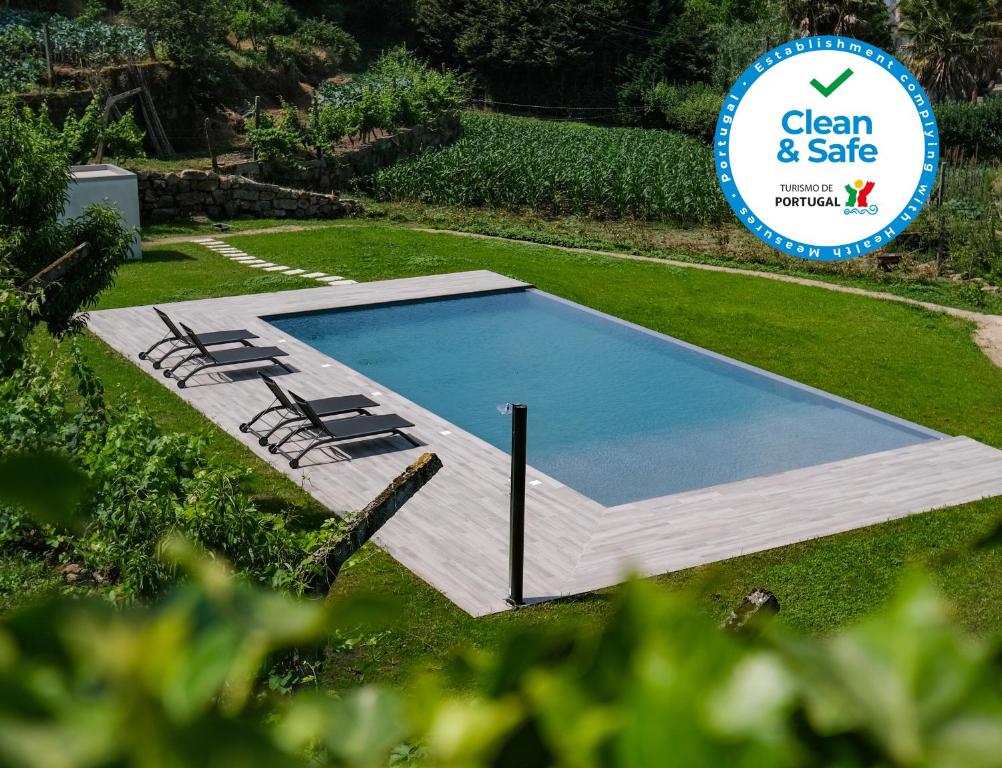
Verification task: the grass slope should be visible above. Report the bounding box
[17,222,1002,690]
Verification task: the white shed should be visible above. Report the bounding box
[62,164,142,260]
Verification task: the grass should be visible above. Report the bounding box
[367,200,1002,315]
[15,220,1002,690]
[140,218,337,240]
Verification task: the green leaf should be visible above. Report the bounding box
[0,450,90,528]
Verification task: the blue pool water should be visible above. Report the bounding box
[270,289,939,506]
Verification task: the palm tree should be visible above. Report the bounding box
[780,0,892,44]
[897,0,1000,101]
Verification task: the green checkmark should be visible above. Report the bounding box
[810,67,854,97]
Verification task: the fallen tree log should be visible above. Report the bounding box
[299,452,443,599]
[21,243,91,291]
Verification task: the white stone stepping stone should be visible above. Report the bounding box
[251,262,276,268]
[316,276,344,283]
[241,259,266,265]
[232,257,257,262]
[193,238,218,243]
[302,272,327,278]
[282,269,306,275]
[264,265,289,271]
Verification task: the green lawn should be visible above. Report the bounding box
[22,220,1002,689]
[365,200,1002,315]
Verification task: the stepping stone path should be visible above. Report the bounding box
[194,238,354,287]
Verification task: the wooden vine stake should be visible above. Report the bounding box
[204,118,218,171]
[41,24,53,86]
[252,96,261,161]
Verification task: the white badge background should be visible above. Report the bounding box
[728,50,925,248]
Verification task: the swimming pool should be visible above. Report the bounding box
[269,288,941,506]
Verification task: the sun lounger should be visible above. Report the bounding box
[285,394,417,468]
[165,323,291,388]
[139,308,258,368]
[239,373,378,445]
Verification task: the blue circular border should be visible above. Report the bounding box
[715,35,939,261]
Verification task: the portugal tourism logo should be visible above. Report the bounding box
[844,179,877,214]
[715,36,938,261]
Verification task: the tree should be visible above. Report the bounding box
[780,0,894,49]
[121,0,230,98]
[294,18,361,67]
[898,0,1001,101]
[230,0,298,51]
[416,0,660,108]
[0,99,131,373]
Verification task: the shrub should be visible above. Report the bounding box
[316,47,468,133]
[897,161,1002,282]
[294,18,360,67]
[57,97,104,164]
[229,0,296,51]
[0,24,44,91]
[25,98,146,165]
[0,97,131,364]
[246,99,306,161]
[645,82,724,141]
[936,98,1002,162]
[0,523,1000,768]
[102,107,146,160]
[122,0,229,99]
[308,102,352,152]
[0,350,315,598]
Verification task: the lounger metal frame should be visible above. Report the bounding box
[285,395,418,468]
[139,308,256,368]
[167,323,291,388]
[239,373,375,445]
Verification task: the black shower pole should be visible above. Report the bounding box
[499,402,527,608]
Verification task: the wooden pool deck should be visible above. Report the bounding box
[86,270,1002,616]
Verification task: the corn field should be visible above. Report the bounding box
[373,112,726,224]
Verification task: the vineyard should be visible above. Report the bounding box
[373,112,726,224]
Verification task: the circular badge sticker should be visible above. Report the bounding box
[715,36,939,260]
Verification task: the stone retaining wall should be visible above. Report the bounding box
[217,115,461,194]
[137,169,359,224]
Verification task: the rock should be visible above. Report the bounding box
[721,588,780,634]
[152,207,178,221]
[60,563,83,583]
[179,168,209,179]
[176,191,203,206]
